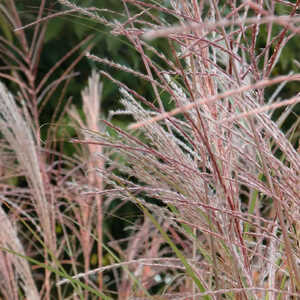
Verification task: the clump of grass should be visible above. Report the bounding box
[0,0,299,299]
[61,0,300,299]
[0,1,102,299]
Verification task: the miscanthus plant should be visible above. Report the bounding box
[59,0,300,299]
[0,1,104,299]
[0,0,299,299]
